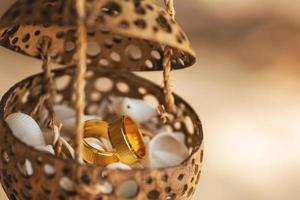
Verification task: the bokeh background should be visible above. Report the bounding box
[1,0,300,199]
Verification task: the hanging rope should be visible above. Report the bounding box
[163,0,176,113]
[158,0,176,123]
[40,37,54,103]
[74,0,87,161]
[39,37,63,157]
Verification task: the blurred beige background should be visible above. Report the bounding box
[1,0,300,199]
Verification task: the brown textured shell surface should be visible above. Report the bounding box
[0,0,196,71]
[0,67,203,200]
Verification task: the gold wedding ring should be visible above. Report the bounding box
[109,116,146,165]
[82,120,119,165]
[82,116,146,166]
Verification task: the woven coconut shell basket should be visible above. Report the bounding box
[0,0,204,199]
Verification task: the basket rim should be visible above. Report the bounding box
[0,66,203,172]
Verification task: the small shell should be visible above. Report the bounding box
[35,145,55,155]
[53,105,75,122]
[38,105,75,125]
[85,137,106,151]
[59,137,75,159]
[106,162,132,170]
[170,132,186,144]
[84,137,114,163]
[61,115,101,137]
[149,132,188,169]
[112,97,157,123]
[150,150,187,169]
[99,137,113,151]
[5,113,45,146]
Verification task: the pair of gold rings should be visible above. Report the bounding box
[82,116,146,166]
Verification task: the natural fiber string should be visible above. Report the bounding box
[158,0,176,123]
[74,0,87,161]
[163,0,176,113]
[73,1,106,196]
[74,1,114,196]
[163,47,175,113]
[40,37,54,103]
[39,37,63,157]
[164,0,176,18]
[30,94,49,117]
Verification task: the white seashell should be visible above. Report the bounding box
[60,137,75,159]
[150,150,186,169]
[53,105,75,122]
[99,137,113,151]
[150,132,187,157]
[106,162,131,170]
[161,132,186,144]
[85,137,106,151]
[85,137,113,152]
[35,145,55,155]
[175,132,186,144]
[61,115,101,137]
[149,132,188,169]
[116,180,139,198]
[112,97,156,123]
[5,113,45,147]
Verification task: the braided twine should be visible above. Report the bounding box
[74,0,87,162]
[74,0,107,196]
[37,37,63,157]
[157,0,177,123]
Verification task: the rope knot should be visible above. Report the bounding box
[157,105,173,124]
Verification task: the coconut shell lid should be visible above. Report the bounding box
[0,0,196,71]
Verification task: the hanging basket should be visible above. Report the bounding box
[0,0,204,199]
[0,66,203,200]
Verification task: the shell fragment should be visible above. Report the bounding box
[5,113,45,147]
